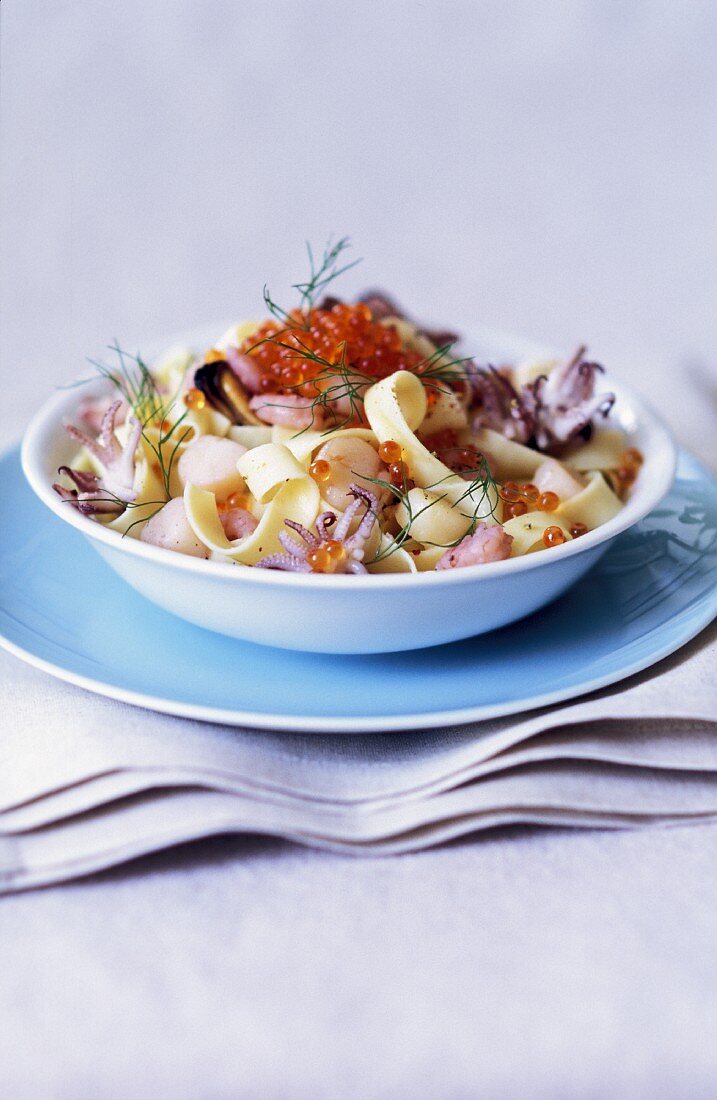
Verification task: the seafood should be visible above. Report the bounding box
[220,507,259,541]
[193,361,264,425]
[248,393,326,430]
[312,436,388,511]
[48,242,634,576]
[471,347,615,451]
[140,497,208,558]
[256,484,379,574]
[435,523,514,569]
[177,435,247,498]
[54,400,142,514]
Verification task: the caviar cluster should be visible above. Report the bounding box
[499,481,588,548]
[237,303,426,393]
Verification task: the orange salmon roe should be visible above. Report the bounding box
[378,440,402,464]
[543,525,566,548]
[570,522,588,538]
[307,546,332,572]
[237,303,425,394]
[309,459,331,482]
[184,388,206,410]
[538,491,560,512]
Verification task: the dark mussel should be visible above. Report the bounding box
[193,361,264,426]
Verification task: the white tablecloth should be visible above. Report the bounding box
[1,3,716,1097]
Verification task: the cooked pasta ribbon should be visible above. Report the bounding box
[502,512,573,555]
[472,428,543,480]
[184,475,320,565]
[563,429,627,473]
[236,443,308,504]
[557,471,622,528]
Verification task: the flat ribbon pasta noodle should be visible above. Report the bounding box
[379,316,451,364]
[413,545,448,572]
[228,425,272,449]
[417,388,468,436]
[365,372,500,536]
[364,372,473,503]
[184,476,320,565]
[271,426,378,465]
[512,356,560,389]
[237,443,308,504]
[502,512,573,555]
[108,447,168,536]
[364,532,417,574]
[149,345,231,438]
[557,471,622,528]
[563,428,627,473]
[151,345,194,394]
[394,488,477,545]
[472,428,543,480]
[137,424,195,499]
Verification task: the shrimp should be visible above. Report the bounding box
[313,436,388,511]
[435,523,513,569]
[220,507,258,541]
[140,497,209,558]
[249,393,326,430]
[223,345,264,395]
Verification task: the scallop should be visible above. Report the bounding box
[313,436,388,511]
[177,435,247,498]
[140,497,208,558]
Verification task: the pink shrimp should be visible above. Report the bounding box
[223,345,264,395]
[220,507,258,541]
[248,393,326,430]
[435,523,513,569]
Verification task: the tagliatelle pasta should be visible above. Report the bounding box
[184,476,320,565]
[51,241,642,575]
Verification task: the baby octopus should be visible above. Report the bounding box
[53,400,142,515]
[257,484,379,574]
[435,523,513,570]
[471,346,615,451]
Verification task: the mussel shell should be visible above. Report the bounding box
[193,362,264,426]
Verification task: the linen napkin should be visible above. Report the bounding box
[1,619,715,894]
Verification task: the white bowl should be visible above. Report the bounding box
[21,327,677,654]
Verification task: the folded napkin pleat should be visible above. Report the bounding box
[1,623,715,893]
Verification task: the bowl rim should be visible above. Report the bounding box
[21,325,678,590]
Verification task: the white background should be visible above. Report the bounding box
[1,3,716,1098]
[2,0,716,460]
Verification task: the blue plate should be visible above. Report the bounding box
[1,445,715,731]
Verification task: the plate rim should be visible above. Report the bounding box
[1,598,715,732]
[1,442,716,732]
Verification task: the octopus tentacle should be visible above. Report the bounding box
[284,519,320,548]
[256,553,311,572]
[278,531,309,558]
[256,484,380,573]
[56,400,142,516]
[332,497,362,542]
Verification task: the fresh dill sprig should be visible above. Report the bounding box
[363,452,499,563]
[294,236,362,312]
[413,343,474,391]
[262,236,362,328]
[68,343,193,525]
